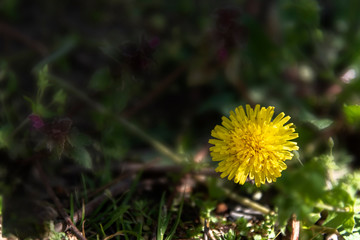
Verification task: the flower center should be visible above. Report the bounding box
[247,133,264,153]
[230,123,273,158]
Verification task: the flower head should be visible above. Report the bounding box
[209,104,299,187]
[29,114,45,129]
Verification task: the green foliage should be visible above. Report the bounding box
[89,68,112,91]
[47,221,68,240]
[52,89,66,105]
[67,131,93,168]
[275,149,359,237]
[198,200,217,220]
[275,155,327,226]
[302,110,334,130]
[308,118,333,130]
[221,229,236,240]
[157,193,169,239]
[52,89,67,114]
[157,193,184,240]
[69,146,92,169]
[281,0,320,27]
[207,177,226,200]
[343,104,360,126]
[24,65,54,117]
[37,65,50,101]
[324,212,355,233]
[103,204,130,231]
[343,214,360,239]
[23,95,49,117]
[100,124,130,159]
[0,125,11,149]
[236,217,250,237]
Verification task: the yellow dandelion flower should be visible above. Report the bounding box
[209,104,299,187]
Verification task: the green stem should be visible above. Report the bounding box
[49,74,183,164]
[315,203,352,213]
[222,187,272,215]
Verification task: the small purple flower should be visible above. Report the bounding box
[29,114,45,129]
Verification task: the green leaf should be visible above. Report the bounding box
[325,212,355,233]
[309,119,333,130]
[342,214,360,239]
[88,68,112,91]
[341,171,360,197]
[275,156,328,226]
[24,95,52,117]
[52,89,67,114]
[301,110,333,130]
[70,147,92,169]
[100,125,129,159]
[322,185,356,233]
[324,185,355,209]
[52,89,67,105]
[343,214,356,233]
[23,95,36,112]
[68,130,92,148]
[343,104,360,125]
[37,64,49,99]
[0,125,11,148]
[198,200,216,219]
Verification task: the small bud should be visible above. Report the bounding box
[328,137,334,157]
[328,137,334,149]
[28,114,45,129]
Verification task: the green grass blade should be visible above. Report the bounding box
[157,192,168,240]
[165,196,184,240]
[123,171,143,206]
[103,203,130,230]
[136,222,143,240]
[100,223,106,238]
